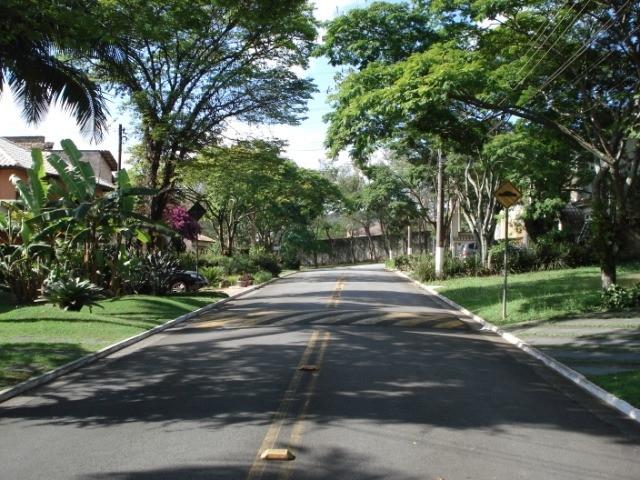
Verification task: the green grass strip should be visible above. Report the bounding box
[436,264,639,327]
[589,370,640,409]
[0,292,225,390]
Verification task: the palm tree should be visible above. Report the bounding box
[0,1,110,140]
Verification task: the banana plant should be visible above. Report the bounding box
[9,149,50,243]
[1,139,167,300]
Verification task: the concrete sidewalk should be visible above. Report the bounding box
[507,314,640,376]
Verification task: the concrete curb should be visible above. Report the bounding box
[391,269,640,425]
[0,270,299,404]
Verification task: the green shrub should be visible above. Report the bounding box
[488,242,537,273]
[42,277,105,311]
[563,242,596,267]
[601,283,640,310]
[118,253,146,294]
[210,255,234,274]
[229,254,256,274]
[178,252,229,271]
[411,254,436,282]
[140,252,181,295]
[253,270,273,284]
[391,254,412,271]
[384,258,396,269]
[250,251,282,277]
[444,255,488,277]
[532,233,596,270]
[177,252,197,270]
[409,253,488,281]
[0,253,48,304]
[200,266,226,285]
[281,253,301,270]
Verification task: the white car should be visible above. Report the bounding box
[460,242,478,258]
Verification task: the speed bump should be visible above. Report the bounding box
[260,449,295,461]
[298,364,318,372]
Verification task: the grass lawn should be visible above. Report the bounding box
[434,263,639,327]
[589,370,640,409]
[0,292,226,390]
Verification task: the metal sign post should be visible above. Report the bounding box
[503,207,508,320]
[195,236,199,277]
[494,181,522,321]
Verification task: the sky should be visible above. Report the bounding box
[0,0,375,170]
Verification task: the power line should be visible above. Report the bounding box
[510,0,593,92]
[485,2,591,134]
[511,0,575,82]
[486,0,629,133]
[533,0,632,95]
[561,28,636,113]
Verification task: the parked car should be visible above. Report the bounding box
[460,242,479,259]
[169,271,208,293]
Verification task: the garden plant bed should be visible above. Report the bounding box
[0,292,226,389]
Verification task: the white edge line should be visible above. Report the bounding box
[0,270,299,404]
[389,268,640,425]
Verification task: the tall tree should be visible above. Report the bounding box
[180,140,340,256]
[95,0,317,220]
[484,123,587,241]
[180,140,286,255]
[398,0,639,287]
[356,165,418,257]
[322,0,639,287]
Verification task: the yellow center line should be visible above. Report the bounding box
[327,276,347,308]
[278,331,331,480]
[245,330,321,480]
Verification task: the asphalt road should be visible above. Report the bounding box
[1,265,639,480]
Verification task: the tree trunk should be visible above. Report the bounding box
[364,224,376,260]
[217,214,225,256]
[591,166,616,288]
[379,221,391,258]
[146,133,164,221]
[435,149,445,278]
[480,231,491,267]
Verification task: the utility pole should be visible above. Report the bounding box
[407,225,412,255]
[435,149,445,278]
[117,124,124,172]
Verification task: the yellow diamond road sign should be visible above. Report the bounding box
[494,181,522,208]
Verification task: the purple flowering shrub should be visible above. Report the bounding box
[164,205,201,240]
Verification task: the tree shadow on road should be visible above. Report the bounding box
[80,447,424,480]
[1,326,638,442]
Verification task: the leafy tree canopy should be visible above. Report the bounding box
[317,1,439,69]
[0,0,111,138]
[321,0,639,286]
[94,0,318,219]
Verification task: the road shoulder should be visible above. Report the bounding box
[390,268,640,425]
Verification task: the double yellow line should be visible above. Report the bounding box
[246,330,331,480]
[327,276,347,308]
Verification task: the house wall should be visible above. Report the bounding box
[0,168,26,200]
[184,239,214,255]
[494,205,527,244]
